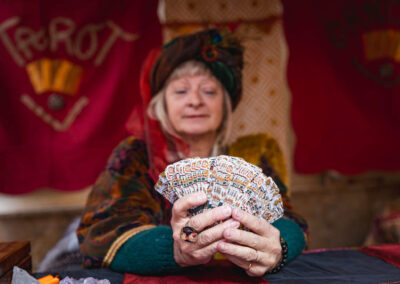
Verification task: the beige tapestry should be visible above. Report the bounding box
[159,0,292,189]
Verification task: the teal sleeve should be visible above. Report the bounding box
[110,226,185,275]
[111,220,305,274]
[272,218,306,262]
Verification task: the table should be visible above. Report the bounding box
[266,247,400,283]
[33,244,400,284]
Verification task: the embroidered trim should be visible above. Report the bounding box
[20,94,89,131]
[102,224,156,267]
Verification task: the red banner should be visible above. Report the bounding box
[283,0,400,174]
[0,0,161,194]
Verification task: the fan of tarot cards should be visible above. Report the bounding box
[155,155,283,223]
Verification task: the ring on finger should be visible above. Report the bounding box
[180,221,199,243]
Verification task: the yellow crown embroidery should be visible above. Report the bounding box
[363,29,400,62]
[26,58,83,95]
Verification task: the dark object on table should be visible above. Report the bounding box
[0,241,31,283]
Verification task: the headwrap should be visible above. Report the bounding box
[150,29,244,110]
[126,28,244,180]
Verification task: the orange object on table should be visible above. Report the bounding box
[38,274,59,284]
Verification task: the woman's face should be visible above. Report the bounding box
[165,74,224,139]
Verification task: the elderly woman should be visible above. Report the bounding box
[77,29,308,277]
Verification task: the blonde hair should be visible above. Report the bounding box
[147,60,232,156]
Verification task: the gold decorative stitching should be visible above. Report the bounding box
[102,224,156,267]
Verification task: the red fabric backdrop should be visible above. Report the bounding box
[0,0,161,194]
[283,0,400,174]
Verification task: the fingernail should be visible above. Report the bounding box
[223,206,231,215]
[229,221,240,228]
[225,228,234,238]
[234,209,242,219]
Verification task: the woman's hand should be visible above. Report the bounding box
[217,208,282,277]
[171,192,239,267]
